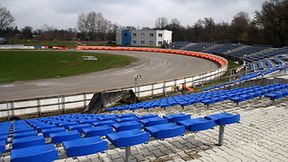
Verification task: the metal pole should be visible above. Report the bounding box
[11,101,15,120]
[6,103,10,120]
[217,125,225,146]
[125,146,131,162]
[83,93,87,109]
[62,96,65,114]
[57,96,61,115]
[37,99,41,117]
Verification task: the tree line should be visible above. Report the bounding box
[0,0,287,46]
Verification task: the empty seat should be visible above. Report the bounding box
[106,129,149,148]
[50,130,81,144]
[92,120,116,127]
[11,144,58,162]
[137,114,158,120]
[13,131,38,139]
[57,122,78,128]
[205,112,240,125]
[177,118,215,132]
[113,121,142,131]
[117,113,136,118]
[145,123,185,139]
[116,117,138,123]
[36,125,55,133]
[140,117,168,127]
[164,113,191,123]
[12,136,45,149]
[0,140,6,154]
[42,127,66,138]
[82,125,113,137]
[67,124,92,132]
[63,136,108,157]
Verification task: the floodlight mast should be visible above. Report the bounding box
[134,74,142,102]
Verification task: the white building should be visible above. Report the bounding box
[116,29,172,47]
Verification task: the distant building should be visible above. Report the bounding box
[116,29,172,47]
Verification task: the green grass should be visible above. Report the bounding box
[0,50,134,83]
[6,39,79,48]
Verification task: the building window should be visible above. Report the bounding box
[150,33,154,37]
[141,40,145,44]
[158,41,163,45]
[133,33,136,37]
[133,40,137,44]
[158,33,163,37]
[149,41,154,45]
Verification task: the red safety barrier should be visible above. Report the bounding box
[76,46,228,68]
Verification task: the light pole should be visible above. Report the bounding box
[134,74,142,101]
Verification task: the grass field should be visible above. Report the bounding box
[0,50,134,83]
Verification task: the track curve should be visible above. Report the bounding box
[0,50,219,100]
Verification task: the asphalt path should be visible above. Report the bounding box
[0,50,219,100]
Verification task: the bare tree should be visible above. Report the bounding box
[171,18,180,26]
[155,17,168,29]
[0,5,14,33]
[77,11,114,40]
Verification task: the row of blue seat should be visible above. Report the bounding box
[4,112,240,162]
[107,84,288,112]
[243,48,288,63]
[204,66,287,91]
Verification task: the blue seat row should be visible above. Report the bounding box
[2,112,240,162]
[107,84,288,112]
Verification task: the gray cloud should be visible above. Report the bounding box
[1,0,266,30]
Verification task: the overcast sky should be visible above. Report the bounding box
[1,0,266,30]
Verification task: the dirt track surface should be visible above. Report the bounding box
[0,50,218,100]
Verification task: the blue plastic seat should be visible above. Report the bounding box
[50,130,81,144]
[0,140,6,154]
[145,123,185,139]
[92,120,116,127]
[113,121,142,131]
[106,129,149,148]
[36,125,55,133]
[13,131,38,139]
[264,93,284,100]
[63,136,108,157]
[205,112,240,125]
[177,118,215,132]
[201,98,217,105]
[78,119,98,124]
[140,117,168,127]
[12,136,45,149]
[99,115,117,121]
[117,113,136,118]
[82,125,113,137]
[67,124,92,132]
[42,127,66,138]
[57,122,78,128]
[11,144,58,162]
[116,117,138,123]
[13,127,34,134]
[163,113,191,123]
